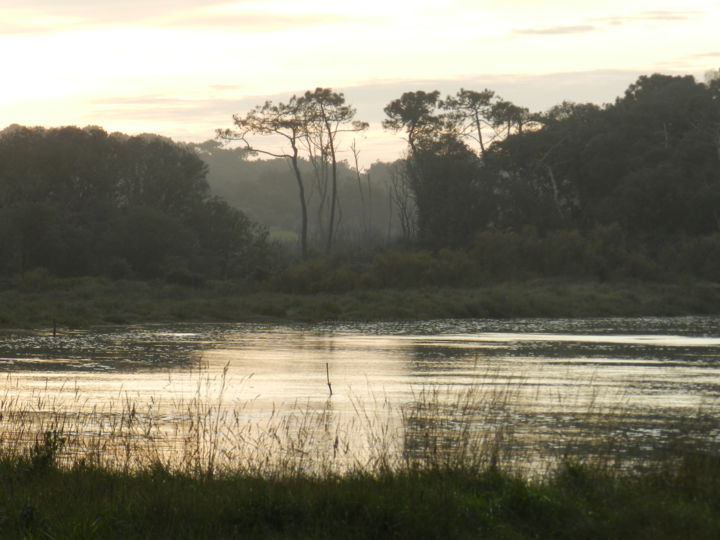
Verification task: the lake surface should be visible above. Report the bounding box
[1,316,719,474]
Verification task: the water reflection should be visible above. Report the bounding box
[0,316,718,473]
[0,326,209,372]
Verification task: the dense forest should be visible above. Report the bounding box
[374,73,719,244]
[0,127,270,281]
[0,72,719,288]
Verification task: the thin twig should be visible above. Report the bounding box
[326,363,333,397]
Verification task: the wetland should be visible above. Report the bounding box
[2,316,719,474]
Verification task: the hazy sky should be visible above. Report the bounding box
[1,0,718,165]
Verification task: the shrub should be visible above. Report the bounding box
[15,267,56,292]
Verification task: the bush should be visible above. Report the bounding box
[15,267,56,292]
[271,258,364,294]
[165,267,205,287]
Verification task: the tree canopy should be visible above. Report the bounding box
[0,125,269,280]
[383,73,720,246]
[2,72,718,286]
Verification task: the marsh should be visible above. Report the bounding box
[1,316,718,474]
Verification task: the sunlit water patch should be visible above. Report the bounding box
[0,316,718,474]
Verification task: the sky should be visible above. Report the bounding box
[1,0,719,167]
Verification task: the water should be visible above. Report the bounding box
[1,316,719,473]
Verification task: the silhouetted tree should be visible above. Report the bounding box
[383,91,443,155]
[441,88,497,156]
[218,98,311,258]
[0,125,267,279]
[411,135,486,246]
[300,88,368,252]
[484,74,720,234]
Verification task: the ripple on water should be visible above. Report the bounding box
[0,316,718,471]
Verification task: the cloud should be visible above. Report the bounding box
[164,13,355,32]
[0,1,351,34]
[592,9,706,26]
[661,50,720,70]
[510,8,707,40]
[687,51,720,58]
[4,1,221,23]
[91,95,238,122]
[0,2,207,33]
[513,24,597,36]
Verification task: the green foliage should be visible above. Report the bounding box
[1,72,719,292]
[107,207,195,278]
[0,451,719,538]
[410,135,488,247]
[657,233,720,281]
[14,267,56,292]
[2,275,719,329]
[28,431,66,472]
[484,73,720,235]
[270,258,365,294]
[383,90,443,152]
[370,248,477,288]
[0,126,271,280]
[267,225,720,295]
[383,73,719,244]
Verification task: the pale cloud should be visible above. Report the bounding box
[1,4,137,32]
[157,1,378,31]
[90,95,240,122]
[169,13,350,32]
[1,1,221,26]
[513,7,708,37]
[0,1,356,33]
[513,24,597,36]
[592,9,708,25]
[0,9,85,34]
[686,51,720,58]
[1,0,718,165]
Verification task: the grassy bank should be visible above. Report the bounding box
[0,358,718,537]
[1,274,720,329]
[1,454,719,538]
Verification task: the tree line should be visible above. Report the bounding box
[0,126,270,281]
[1,72,718,286]
[217,73,720,260]
[384,73,720,247]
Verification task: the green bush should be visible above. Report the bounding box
[270,226,720,295]
[271,258,365,294]
[15,267,56,292]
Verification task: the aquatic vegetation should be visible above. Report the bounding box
[0,375,719,537]
[0,365,715,479]
[0,319,718,535]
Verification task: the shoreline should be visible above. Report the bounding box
[1,277,719,329]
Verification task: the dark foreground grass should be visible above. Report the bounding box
[1,454,719,539]
[1,275,720,329]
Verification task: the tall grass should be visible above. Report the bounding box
[1,370,719,537]
[3,370,511,475]
[1,367,714,480]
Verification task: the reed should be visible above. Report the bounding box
[0,367,714,479]
[0,370,719,537]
